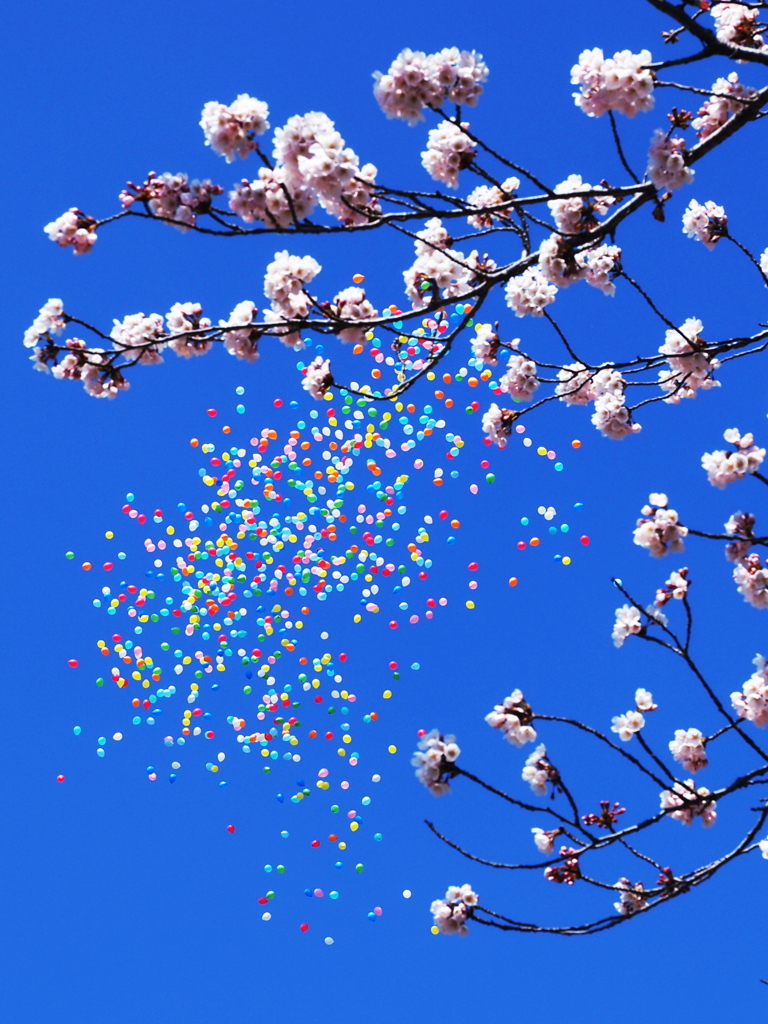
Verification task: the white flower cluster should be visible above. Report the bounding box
[702,428,766,488]
[531,827,560,854]
[403,218,489,308]
[484,689,537,747]
[200,94,270,162]
[537,236,622,296]
[692,73,756,138]
[499,354,538,402]
[262,250,322,349]
[302,355,333,400]
[682,199,727,250]
[731,654,768,727]
[711,3,765,49]
[218,300,261,363]
[481,403,516,448]
[412,729,460,796]
[522,743,554,795]
[505,266,558,317]
[658,317,720,403]
[272,111,379,226]
[165,302,213,358]
[660,780,717,827]
[466,177,520,228]
[120,172,223,232]
[611,689,656,741]
[612,604,643,647]
[470,323,502,364]
[44,208,97,255]
[229,168,316,229]
[669,727,708,773]
[548,174,615,235]
[655,568,690,607]
[430,883,479,936]
[24,298,65,348]
[647,131,694,191]
[111,312,167,365]
[323,286,378,344]
[733,553,768,609]
[633,493,688,557]
[725,511,756,563]
[571,48,655,118]
[613,878,648,916]
[374,48,489,125]
[421,121,475,187]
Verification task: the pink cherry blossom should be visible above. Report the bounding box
[647,131,694,191]
[682,200,727,249]
[658,317,720,403]
[263,251,322,328]
[44,208,98,254]
[591,390,641,440]
[634,494,688,557]
[499,354,538,402]
[692,73,756,138]
[120,172,223,231]
[613,879,648,916]
[324,286,378,344]
[731,654,768,726]
[660,780,717,826]
[421,121,475,187]
[613,604,643,647]
[555,362,595,405]
[711,3,765,48]
[466,178,519,228]
[470,324,502,364]
[538,235,587,289]
[165,302,213,358]
[200,94,270,161]
[430,882,479,936]
[505,266,557,317]
[580,244,622,295]
[412,729,460,795]
[302,355,333,399]
[571,48,655,118]
[611,710,645,742]
[522,744,557,795]
[702,428,766,488]
[733,553,768,609]
[481,403,516,448]
[402,223,480,307]
[229,169,316,228]
[24,298,65,348]
[669,728,708,773]
[655,568,690,606]
[725,511,756,562]
[548,174,615,235]
[635,688,658,712]
[110,312,167,365]
[373,48,489,125]
[531,827,560,854]
[484,689,537,747]
[219,300,261,363]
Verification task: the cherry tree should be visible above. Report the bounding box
[24,0,768,936]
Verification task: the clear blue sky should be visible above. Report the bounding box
[5,2,768,1021]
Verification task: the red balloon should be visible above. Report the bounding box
[227,825,236,833]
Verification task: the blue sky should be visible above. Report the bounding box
[5,1,768,1021]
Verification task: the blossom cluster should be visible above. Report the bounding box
[612,604,644,647]
[302,356,333,399]
[724,511,756,562]
[466,177,520,228]
[731,654,768,726]
[499,354,538,402]
[711,3,766,49]
[547,174,615,235]
[733,553,768,609]
[44,208,98,255]
[412,729,460,796]
[658,317,720,403]
[544,848,581,885]
[481,404,517,448]
[403,218,490,308]
[374,48,489,125]
[571,48,655,118]
[119,172,223,231]
[531,827,560,854]
[611,688,656,741]
[681,200,727,250]
[647,131,694,191]
[522,744,559,795]
[660,780,717,827]
[484,689,537,746]
[655,567,690,607]
[200,94,270,161]
[692,73,756,139]
[430,884,479,936]
[633,493,688,557]
[702,428,766,488]
[421,121,475,187]
[669,727,708,773]
[613,879,648,916]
